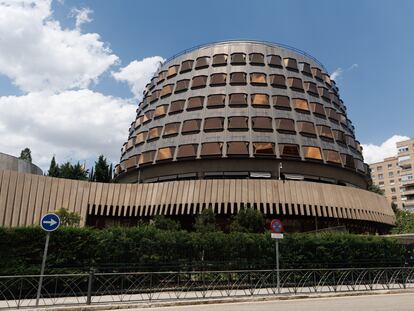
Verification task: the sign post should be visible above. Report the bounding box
[36,213,61,307]
[270,219,284,294]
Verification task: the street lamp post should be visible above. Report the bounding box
[278,162,283,180]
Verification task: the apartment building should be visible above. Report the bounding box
[370,138,414,211]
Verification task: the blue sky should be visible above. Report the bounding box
[0,0,413,169]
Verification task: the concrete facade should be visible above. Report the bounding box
[0,152,42,175]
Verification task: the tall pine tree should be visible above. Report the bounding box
[47,155,60,177]
[94,155,111,182]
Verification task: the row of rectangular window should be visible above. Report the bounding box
[119,143,361,171]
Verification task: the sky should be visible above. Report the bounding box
[0,0,413,171]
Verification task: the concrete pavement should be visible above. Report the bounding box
[119,293,414,311]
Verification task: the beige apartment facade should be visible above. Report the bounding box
[370,138,414,211]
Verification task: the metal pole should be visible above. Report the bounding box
[86,268,94,305]
[275,239,280,293]
[36,232,50,307]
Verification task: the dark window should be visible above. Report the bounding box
[317,125,333,140]
[276,118,295,133]
[139,150,156,165]
[272,95,290,110]
[157,71,167,84]
[346,135,357,149]
[323,73,331,86]
[227,142,249,156]
[143,110,154,123]
[318,86,331,101]
[341,153,356,168]
[293,98,310,112]
[305,81,319,96]
[283,58,298,71]
[154,105,168,118]
[150,90,160,103]
[169,100,185,114]
[229,93,247,107]
[326,107,339,122]
[312,67,323,81]
[333,130,346,144]
[251,94,269,107]
[279,144,300,158]
[167,65,179,78]
[191,75,207,89]
[310,102,326,117]
[207,94,225,108]
[212,54,227,66]
[187,96,204,110]
[230,72,247,85]
[231,53,246,65]
[204,117,224,132]
[135,131,148,145]
[163,122,180,137]
[177,144,198,158]
[303,146,323,160]
[182,119,201,134]
[288,77,304,91]
[269,74,286,88]
[355,159,365,172]
[297,121,316,136]
[228,116,248,131]
[195,56,210,69]
[157,147,175,162]
[160,84,174,97]
[175,79,190,93]
[253,142,275,156]
[201,142,222,157]
[323,149,341,164]
[267,55,282,67]
[210,73,227,86]
[147,126,162,141]
[250,73,267,85]
[252,117,273,131]
[249,53,265,65]
[338,113,347,125]
[180,60,194,73]
[300,62,312,76]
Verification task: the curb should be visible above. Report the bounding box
[29,289,414,311]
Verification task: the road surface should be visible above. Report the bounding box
[121,293,414,311]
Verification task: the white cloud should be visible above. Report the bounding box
[70,7,93,30]
[362,135,410,164]
[112,56,164,99]
[330,63,358,81]
[0,90,135,170]
[0,0,118,92]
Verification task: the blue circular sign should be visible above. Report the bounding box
[40,213,61,232]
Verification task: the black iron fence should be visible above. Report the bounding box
[1,267,414,309]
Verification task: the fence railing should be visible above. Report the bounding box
[1,267,414,309]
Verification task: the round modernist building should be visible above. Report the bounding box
[108,40,394,233]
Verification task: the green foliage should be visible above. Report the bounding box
[230,208,265,233]
[47,155,60,177]
[0,227,407,275]
[54,208,81,227]
[152,215,181,231]
[194,208,217,232]
[368,184,385,195]
[19,147,32,163]
[92,155,112,182]
[58,161,88,180]
[391,208,414,234]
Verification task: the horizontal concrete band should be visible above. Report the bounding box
[0,169,395,227]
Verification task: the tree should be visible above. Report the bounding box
[391,208,414,234]
[59,161,88,180]
[368,184,384,195]
[152,215,181,231]
[47,156,60,177]
[230,208,265,233]
[93,155,111,182]
[194,208,217,232]
[19,148,32,163]
[54,207,81,227]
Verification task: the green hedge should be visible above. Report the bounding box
[0,226,407,275]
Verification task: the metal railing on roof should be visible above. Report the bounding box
[163,39,327,71]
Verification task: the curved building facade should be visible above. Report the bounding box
[115,41,367,188]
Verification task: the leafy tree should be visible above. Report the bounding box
[59,161,88,180]
[230,208,265,233]
[54,208,81,227]
[93,155,111,182]
[152,215,181,231]
[48,155,60,177]
[368,184,384,195]
[19,147,32,163]
[194,208,217,232]
[391,208,414,234]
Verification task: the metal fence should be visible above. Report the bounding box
[1,267,414,309]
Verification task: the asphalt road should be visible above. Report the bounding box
[122,293,414,311]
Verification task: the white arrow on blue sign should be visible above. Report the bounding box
[40,213,61,232]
